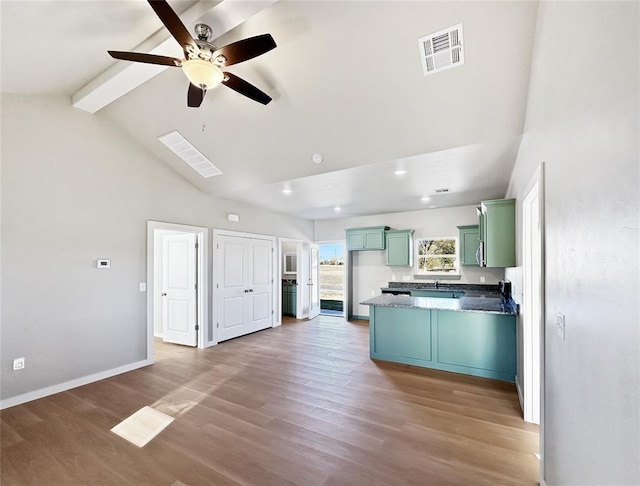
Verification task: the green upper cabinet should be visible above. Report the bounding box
[386,229,414,266]
[457,224,480,266]
[479,198,516,268]
[346,226,390,251]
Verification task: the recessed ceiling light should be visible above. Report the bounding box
[312,153,324,164]
[334,206,341,212]
[394,169,407,175]
[428,205,437,209]
[421,196,431,202]
[282,188,292,195]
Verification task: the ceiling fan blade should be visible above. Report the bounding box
[147,0,197,54]
[108,51,182,67]
[187,83,205,108]
[222,72,272,105]
[213,34,276,67]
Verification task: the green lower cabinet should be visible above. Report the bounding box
[410,290,457,298]
[369,306,516,382]
[433,310,516,382]
[282,284,297,316]
[370,307,432,363]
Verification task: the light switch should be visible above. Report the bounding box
[139,283,147,292]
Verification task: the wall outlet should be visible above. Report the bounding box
[13,357,25,371]
[139,282,147,292]
[480,276,486,283]
[556,312,565,341]
[391,275,396,281]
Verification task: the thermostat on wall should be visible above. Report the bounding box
[96,259,111,269]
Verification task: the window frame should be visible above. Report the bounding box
[415,236,460,275]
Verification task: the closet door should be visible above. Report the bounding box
[218,235,273,342]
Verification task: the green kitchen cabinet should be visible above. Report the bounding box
[433,310,516,382]
[370,306,432,363]
[282,283,297,316]
[346,226,390,251]
[457,224,480,266]
[410,290,459,299]
[386,229,414,266]
[478,198,516,268]
[368,305,517,382]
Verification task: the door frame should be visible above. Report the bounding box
[278,237,303,321]
[520,163,546,480]
[146,221,209,359]
[308,243,321,319]
[212,229,277,345]
[316,240,346,317]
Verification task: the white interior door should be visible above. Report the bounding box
[218,235,273,342]
[308,244,320,319]
[162,233,197,346]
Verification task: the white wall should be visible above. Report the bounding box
[505,2,639,484]
[0,94,314,404]
[315,205,505,317]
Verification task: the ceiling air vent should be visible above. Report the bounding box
[157,130,222,178]
[418,23,464,76]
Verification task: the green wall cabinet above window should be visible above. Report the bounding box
[457,224,480,266]
[386,229,414,266]
[478,198,516,268]
[346,226,390,251]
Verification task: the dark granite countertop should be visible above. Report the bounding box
[361,293,518,316]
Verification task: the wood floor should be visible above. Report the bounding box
[1,316,539,486]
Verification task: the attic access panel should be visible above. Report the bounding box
[418,23,464,76]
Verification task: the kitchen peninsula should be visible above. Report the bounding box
[361,284,518,382]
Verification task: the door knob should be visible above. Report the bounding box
[161,292,167,296]
[249,289,254,292]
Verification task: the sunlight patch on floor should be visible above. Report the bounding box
[111,406,174,447]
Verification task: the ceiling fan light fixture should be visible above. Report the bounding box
[182,59,224,89]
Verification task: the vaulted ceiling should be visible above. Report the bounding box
[1,0,539,219]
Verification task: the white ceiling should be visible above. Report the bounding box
[0,0,539,220]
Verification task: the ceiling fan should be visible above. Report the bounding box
[108,0,276,107]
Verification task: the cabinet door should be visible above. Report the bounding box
[290,286,297,316]
[386,231,412,266]
[346,230,365,250]
[434,310,516,380]
[482,199,515,267]
[457,225,479,266]
[363,230,385,250]
[371,307,432,361]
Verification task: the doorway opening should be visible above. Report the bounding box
[146,221,208,361]
[319,242,345,316]
[279,239,303,321]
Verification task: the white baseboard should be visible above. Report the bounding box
[154,331,163,338]
[0,359,152,410]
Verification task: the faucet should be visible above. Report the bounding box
[434,280,439,289]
